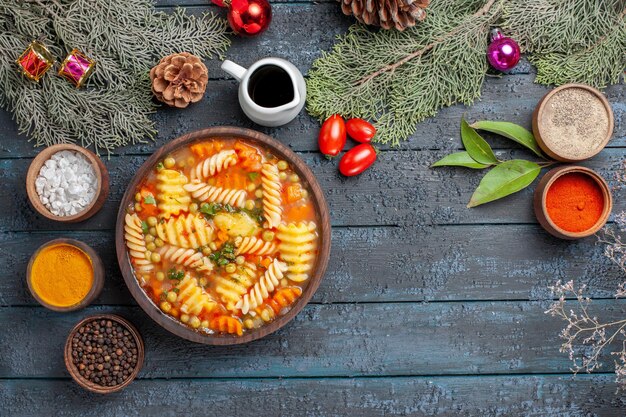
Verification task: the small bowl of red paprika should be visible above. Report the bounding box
[534,166,612,240]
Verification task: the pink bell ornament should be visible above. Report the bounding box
[487,28,520,71]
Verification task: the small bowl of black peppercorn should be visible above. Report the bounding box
[64,314,144,394]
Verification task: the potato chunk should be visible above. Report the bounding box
[213,212,258,237]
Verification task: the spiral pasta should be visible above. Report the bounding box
[176,274,218,316]
[190,150,238,180]
[124,213,153,272]
[234,236,278,256]
[183,180,247,208]
[214,263,258,311]
[261,163,282,228]
[158,245,213,272]
[156,169,191,219]
[256,287,303,323]
[267,287,303,314]
[209,315,243,336]
[236,258,288,314]
[155,214,214,249]
[277,221,318,282]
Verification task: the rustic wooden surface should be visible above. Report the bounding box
[1,1,625,415]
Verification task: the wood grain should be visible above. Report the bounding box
[1,302,624,378]
[2,374,625,417]
[1,225,621,306]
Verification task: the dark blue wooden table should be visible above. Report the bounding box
[1,1,626,415]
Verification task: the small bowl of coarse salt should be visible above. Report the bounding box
[26,144,109,222]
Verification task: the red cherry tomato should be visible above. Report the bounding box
[318,114,346,157]
[339,144,377,177]
[346,118,376,143]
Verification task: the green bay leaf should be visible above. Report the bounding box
[471,120,545,158]
[431,152,491,169]
[467,160,541,208]
[461,118,498,165]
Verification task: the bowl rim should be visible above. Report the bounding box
[535,166,612,239]
[115,126,332,345]
[26,143,108,222]
[64,314,145,394]
[26,238,105,312]
[532,83,614,162]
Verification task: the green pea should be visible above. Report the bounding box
[189,203,198,213]
[225,263,236,274]
[277,160,288,170]
[164,157,176,169]
[146,242,156,251]
[155,271,165,281]
[147,216,158,226]
[262,231,275,242]
[134,193,142,202]
[235,255,245,265]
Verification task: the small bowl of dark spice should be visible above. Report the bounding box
[64,314,144,394]
[534,166,612,240]
[532,83,614,162]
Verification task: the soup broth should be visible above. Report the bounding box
[123,138,319,336]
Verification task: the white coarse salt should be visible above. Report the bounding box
[35,150,98,217]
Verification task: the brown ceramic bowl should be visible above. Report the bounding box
[532,83,614,162]
[26,238,105,312]
[115,127,331,345]
[534,166,612,240]
[26,143,110,222]
[64,314,144,394]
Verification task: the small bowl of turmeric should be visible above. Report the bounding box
[534,166,613,240]
[26,238,104,311]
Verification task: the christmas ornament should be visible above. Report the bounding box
[58,49,96,88]
[150,52,209,108]
[486,28,520,71]
[213,0,272,36]
[16,41,54,82]
[339,0,429,31]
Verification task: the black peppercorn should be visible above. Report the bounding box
[70,319,138,387]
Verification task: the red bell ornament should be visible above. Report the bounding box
[213,0,272,37]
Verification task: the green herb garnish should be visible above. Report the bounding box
[144,195,156,205]
[167,268,185,281]
[248,172,259,181]
[156,162,164,171]
[141,221,149,234]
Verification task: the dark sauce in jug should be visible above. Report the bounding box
[248,65,294,108]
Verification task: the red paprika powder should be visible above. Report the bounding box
[545,172,604,233]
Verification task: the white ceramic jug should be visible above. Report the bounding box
[221,57,306,127]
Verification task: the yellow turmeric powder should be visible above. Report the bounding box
[30,244,93,307]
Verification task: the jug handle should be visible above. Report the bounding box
[221,60,247,82]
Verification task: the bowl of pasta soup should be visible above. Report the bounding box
[116,127,330,344]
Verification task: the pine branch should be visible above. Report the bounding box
[307,0,501,146]
[530,15,626,89]
[0,0,231,154]
[307,0,625,147]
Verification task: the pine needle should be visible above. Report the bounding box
[0,0,230,155]
[306,0,625,147]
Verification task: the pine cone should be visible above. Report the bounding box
[340,0,429,31]
[150,52,208,108]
